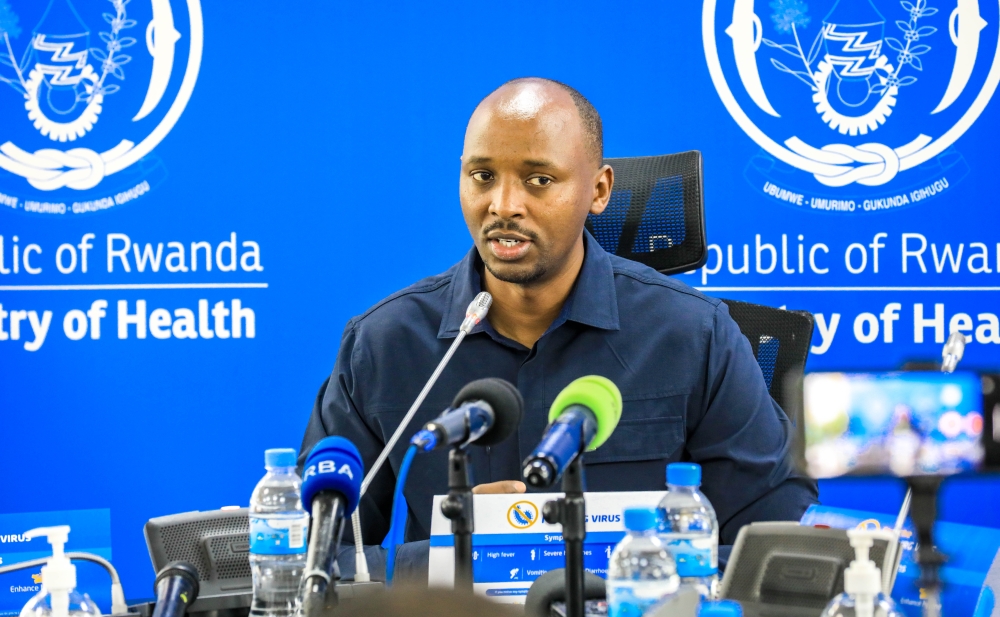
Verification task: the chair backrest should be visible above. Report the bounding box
[586,151,707,275]
[722,299,814,469]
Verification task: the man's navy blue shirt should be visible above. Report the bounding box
[301,231,817,549]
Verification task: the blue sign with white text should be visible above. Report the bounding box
[1,0,997,611]
[0,510,112,616]
[432,531,624,585]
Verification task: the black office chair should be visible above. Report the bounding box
[720,299,814,470]
[590,154,814,446]
[587,151,707,274]
[719,300,814,416]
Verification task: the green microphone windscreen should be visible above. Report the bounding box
[548,375,623,451]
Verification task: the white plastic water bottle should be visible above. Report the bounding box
[657,463,719,599]
[606,507,680,617]
[249,448,309,617]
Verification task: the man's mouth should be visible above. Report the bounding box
[487,235,532,261]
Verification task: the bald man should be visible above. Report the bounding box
[300,78,817,581]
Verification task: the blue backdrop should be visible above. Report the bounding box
[1,0,997,607]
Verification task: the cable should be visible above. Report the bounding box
[894,488,912,533]
[350,330,468,580]
[882,488,913,595]
[0,553,128,615]
[382,444,418,584]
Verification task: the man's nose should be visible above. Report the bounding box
[488,177,527,219]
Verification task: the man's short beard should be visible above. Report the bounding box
[483,259,548,286]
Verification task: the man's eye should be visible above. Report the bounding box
[471,171,493,182]
[526,176,552,187]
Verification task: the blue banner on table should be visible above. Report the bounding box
[428,492,663,601]
[0,510,113,616]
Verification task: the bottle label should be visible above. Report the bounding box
[607,581,678,617]
[665,536,717,578]
[249,514,309,555]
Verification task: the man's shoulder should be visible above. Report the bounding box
[608,253,721,312]
[346,264,458,333]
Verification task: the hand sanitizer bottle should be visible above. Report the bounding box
[821,528,903,617]
[19,526,101,617]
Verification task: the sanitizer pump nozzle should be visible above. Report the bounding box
[843,529,884,617]
[19,527,101,617]
[821,529,903,617]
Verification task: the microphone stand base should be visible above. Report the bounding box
[542,456,587,617]
[441,447,475,592]
[905,475,946,617]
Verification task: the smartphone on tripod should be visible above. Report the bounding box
[802,371,999,478]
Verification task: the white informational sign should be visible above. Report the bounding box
[427,491,664,603]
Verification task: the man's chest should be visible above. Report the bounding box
[363,325,706,467]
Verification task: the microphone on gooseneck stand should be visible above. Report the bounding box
[523,376,622,617]
[299,437,364,617]
[150,562,200,617]
[411,378,524,453]
[405,378,523,591]
[348,292,493,583]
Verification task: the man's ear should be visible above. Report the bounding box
[589,164,614,215]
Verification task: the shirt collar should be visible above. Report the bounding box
[437,230,620,339]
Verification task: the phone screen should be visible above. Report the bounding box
[803,371,985,478]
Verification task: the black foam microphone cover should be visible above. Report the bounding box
[452,377,523,446]
[151,561,200,617]
[524,568,606,617]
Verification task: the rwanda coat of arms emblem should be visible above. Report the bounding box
[0,0,201,213]
[704,0,997,211]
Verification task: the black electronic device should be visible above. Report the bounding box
[140,507,382,617]
[143,508,252,617]
[721,523,894,617]
[803,370,998,478]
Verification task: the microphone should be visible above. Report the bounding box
[461,292,493,334]
[348,292,493,581]
[522,376,622,488]
[411,378,523,452]
[300,436,364,617]
[941,331,966,373]
[150,562,199,617]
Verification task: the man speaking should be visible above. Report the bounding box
[300,78,817,577]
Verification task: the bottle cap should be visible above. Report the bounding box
[667,462,701,486]
[623,507,657,532]
[699,600,743,617]
[265,448,297,468]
